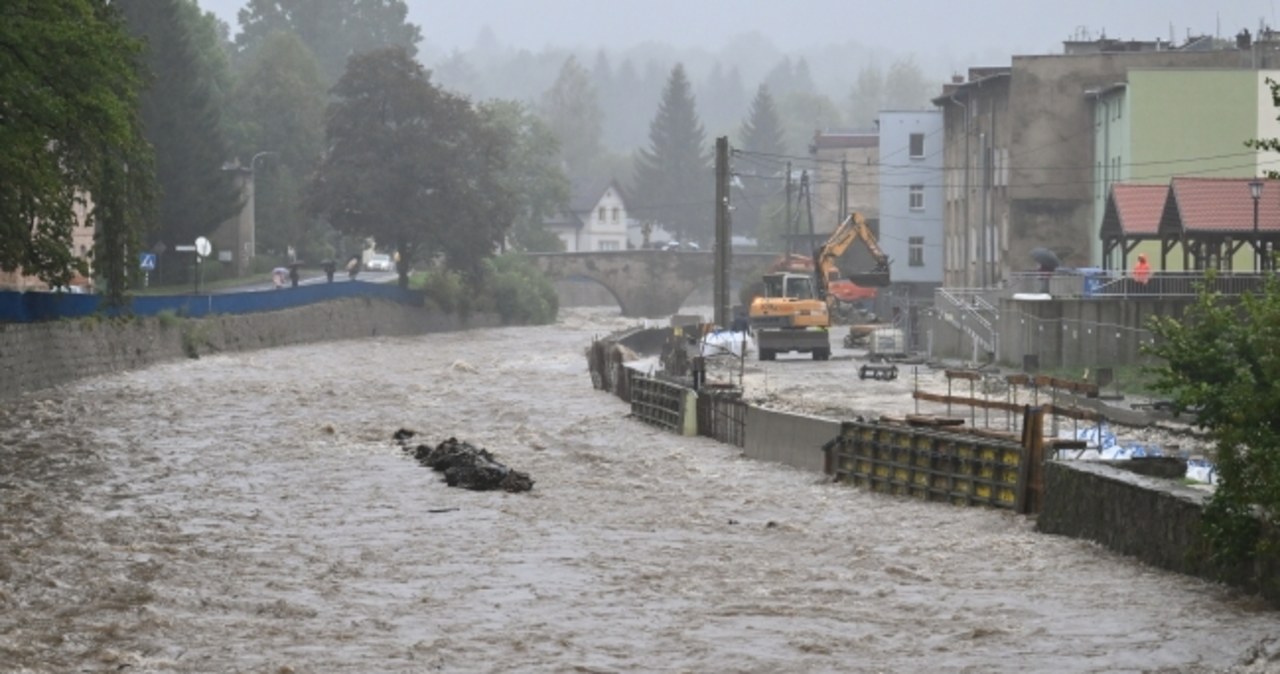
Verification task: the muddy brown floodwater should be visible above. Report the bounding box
[2,307,1279,673]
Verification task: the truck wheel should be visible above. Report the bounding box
[759,349,775,361]
[813,348,830,361]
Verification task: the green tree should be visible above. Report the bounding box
[540,56,603,185]
[632,64,713,244]
[0,0,154,297]
[884,57,933,110]
[117,0,241,281]
[485,101,570,253]
[847,63,884,129]
[235,0,421,85]
[308,47,514,287]
[1146,277,1280,568]
[736,84,787,242]
[699,63,748,140]
[778,91,844,158]
[228,31,326,261]
[739,84,786,156]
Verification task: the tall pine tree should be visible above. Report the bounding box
[117,0,241,278]
[735,84,787,242]
[631,64,712,244]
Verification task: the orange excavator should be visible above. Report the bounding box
[747,212,891,360]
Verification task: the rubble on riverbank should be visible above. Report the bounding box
[394,430,534,493]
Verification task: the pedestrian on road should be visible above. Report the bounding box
[289,265,300,288]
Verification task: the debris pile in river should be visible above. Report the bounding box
[394,430,534,493]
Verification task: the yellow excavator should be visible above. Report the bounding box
[748,212,890,361]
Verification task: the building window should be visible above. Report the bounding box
[909,133,925,158]
[909,237,924,267]
[598,240,620,251]
[612,207,620,223]
[909,185,924,211]
[598,206,606,222]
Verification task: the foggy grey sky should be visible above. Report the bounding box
[201,0,1277,70]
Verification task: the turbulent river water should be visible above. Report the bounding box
[2,307,1279,673]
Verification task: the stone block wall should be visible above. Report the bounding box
[1037,460,1280,604]
[0,298,498,401]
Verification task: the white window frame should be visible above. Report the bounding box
[909,185,925,211]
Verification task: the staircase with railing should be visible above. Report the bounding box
[935,288,999,362]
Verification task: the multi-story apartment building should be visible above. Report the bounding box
[809,128,879,231]
[1092,68,1280,269]
[934,38,1278,287]
[877,110,945,295]
[0,196,95,292]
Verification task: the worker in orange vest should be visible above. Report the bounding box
[1133,253,1152,285]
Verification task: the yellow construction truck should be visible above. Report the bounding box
[748,212,890,361]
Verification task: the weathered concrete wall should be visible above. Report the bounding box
[0,298,498,401]
[996,295,1195,369]
[743,406,838,473]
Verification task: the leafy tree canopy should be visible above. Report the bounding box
[0,0,154,298]
[308,47,515,286]
[1146,277,1280,568]
[236,0,422,85]
[485,101,570,253]
[228,30,327,259]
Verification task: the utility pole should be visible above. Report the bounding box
[714,136,731,328]
[784,161,792,254]
[840,158,848,224]
[802,171,816,250]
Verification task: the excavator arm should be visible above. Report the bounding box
[815,211,891,289]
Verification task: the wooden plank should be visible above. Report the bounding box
[945,369,983,381]
[905,414,966,427]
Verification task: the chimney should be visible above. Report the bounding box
[1238,28,1253,49]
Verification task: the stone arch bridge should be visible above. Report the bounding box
[528,251,779,317]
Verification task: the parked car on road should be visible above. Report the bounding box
[364,254,393,272]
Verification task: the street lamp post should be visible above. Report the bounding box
[1250,179,1264,272]
[249,151,277,273]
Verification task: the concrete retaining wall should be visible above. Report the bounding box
[0,298,498,400]
[743,406,838,473]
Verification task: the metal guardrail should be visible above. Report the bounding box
[1006,271,1272,299]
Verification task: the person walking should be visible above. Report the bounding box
[1133,254,1151,286]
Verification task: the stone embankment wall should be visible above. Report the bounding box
[1037,460,1280,604]
[0,298,497,400]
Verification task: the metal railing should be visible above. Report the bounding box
[935,287,999,357]
[1005,270,1273,299]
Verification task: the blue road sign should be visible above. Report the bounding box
[140,253,157,271]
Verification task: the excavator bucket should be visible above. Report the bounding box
[845,270,891,287]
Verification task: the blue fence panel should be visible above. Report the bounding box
[0,281,424,323]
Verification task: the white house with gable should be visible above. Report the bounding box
[543,178,629,252]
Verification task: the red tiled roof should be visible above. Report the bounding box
[1166,177,1280,234]
[1108,183,1166,235]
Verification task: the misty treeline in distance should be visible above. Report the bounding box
[2,0,935,297]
